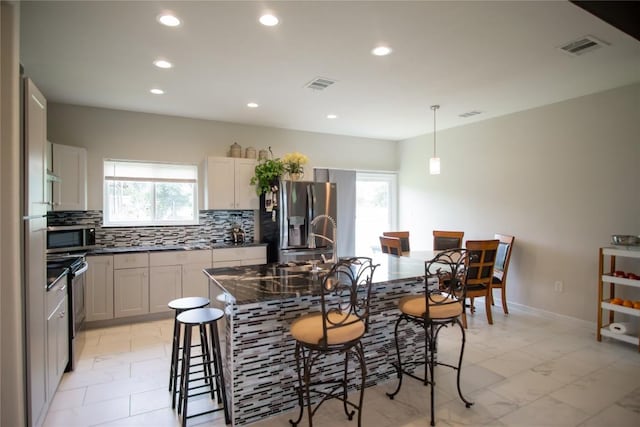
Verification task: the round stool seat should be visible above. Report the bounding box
[168,296,210,311]
[177,307,224,325]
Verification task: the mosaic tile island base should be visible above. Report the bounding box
[205,252,439,426]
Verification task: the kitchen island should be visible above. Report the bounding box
[204,253,435,426]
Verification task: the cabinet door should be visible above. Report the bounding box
[46,295,68,401]
[182,262,210,298]
[86,256,114,321]
[51,143,87,211]
[206,157,235,209]
[114,267,149,318]
[149,265,182,313]
[235,158,258,209]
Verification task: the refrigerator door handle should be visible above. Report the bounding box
[307,184,314,243]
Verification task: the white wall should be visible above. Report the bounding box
[398,83,640,321]
[47,104,398,210]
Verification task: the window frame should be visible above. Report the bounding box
[103,159,199,227]
[355,171,398,254]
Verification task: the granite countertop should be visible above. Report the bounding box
[204,253,429,304]
[89,241,267,255]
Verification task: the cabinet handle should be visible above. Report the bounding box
[59,311,65,318]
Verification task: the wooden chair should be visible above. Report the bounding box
[379,236,404,256]
[490,234,515,314]
[462,239,499,328]
[382,231,410,254]
[433,230,464,250]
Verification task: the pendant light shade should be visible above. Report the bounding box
[429,105,441,175]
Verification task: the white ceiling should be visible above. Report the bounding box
[20,1,640,141]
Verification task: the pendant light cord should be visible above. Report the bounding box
[431,105,439,157]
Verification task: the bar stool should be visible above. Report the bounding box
[168,297,210,409]
[386,249,473,426]
[177,307,230,426]
[288,257,378,427]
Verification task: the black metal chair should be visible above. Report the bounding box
[386,249,473,426]
[288,257,379,427]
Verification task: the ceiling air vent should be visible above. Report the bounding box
[558,35,608,56]
[305,77,336,91]
[459,110,482,118]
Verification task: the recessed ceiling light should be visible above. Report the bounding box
[327,114,338,119]
[150,88,164,95]
[247,102,259,108]
[259,14,279,26]
[153,59,173,69]
[371,46,392,56]
[157,13,181,27]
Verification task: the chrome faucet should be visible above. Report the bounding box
[308,214,337,264]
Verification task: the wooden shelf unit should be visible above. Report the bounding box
[597,246,640,351]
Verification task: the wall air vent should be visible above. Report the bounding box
[459,110,482,118]
[558,35,608,56]
[305,77,336,91]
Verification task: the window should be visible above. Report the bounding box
[355,172,397,255]
[103,160,198,226]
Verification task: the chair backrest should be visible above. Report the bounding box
[433,230,464,250]
[464,239,499,287]
[424,249,468,319]
[383,231,410,253]
[380,236,403,256]
[493,233,514,281]
[319,257,378,345]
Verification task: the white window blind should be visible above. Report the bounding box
[103,160,198,226]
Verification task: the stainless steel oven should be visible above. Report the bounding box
[47,225,97,253]
[47,253,87,371]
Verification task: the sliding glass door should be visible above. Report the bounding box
[355,172,397,255]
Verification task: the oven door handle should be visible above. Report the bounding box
[73,263,89,276]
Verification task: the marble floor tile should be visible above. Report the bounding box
[498,395,590,426]
[45,304,640,427]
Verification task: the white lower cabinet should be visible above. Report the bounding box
[86,255,114,321]
[85,247,265,323]
[113,254,150,318]
[46,279,69,400]
[212,246,266,267]
[149,265,182,313]
[149,249,212,310]
[182,261,211,297]
[114,267,149,318]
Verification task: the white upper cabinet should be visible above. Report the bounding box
[205,157,258,210]
[51,142,87,211]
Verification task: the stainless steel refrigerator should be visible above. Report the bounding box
[260,180,337,263]
[23,76,49,426]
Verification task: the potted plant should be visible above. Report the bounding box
[250,158,285,196]
[282,152,309,181]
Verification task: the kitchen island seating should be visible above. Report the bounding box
[383,231,411,254]
[433,230,464,250]
[386,249,473,426]
[288,257,378,427]
[463,239,500,328]
[176,307,230,426]
[490,234,515,314]
[167,296,210,409]
[380,235,404,256]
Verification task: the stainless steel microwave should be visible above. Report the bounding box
[47,225,97,253]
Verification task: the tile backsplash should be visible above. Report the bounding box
[47,210,255,247]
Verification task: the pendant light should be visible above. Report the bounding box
[429,105,441,175]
